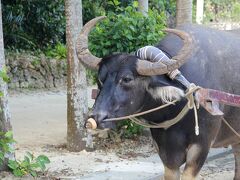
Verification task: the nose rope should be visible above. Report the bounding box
[104,84,201,135]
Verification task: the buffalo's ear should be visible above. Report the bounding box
[148,75,187,91]
[146,75,185,103]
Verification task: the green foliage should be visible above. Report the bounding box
[0,131,15,165]
[2,0,65,50]
[192,0,197,23]
[0,131,50,177]
[2,0,170,52]
[149,0,176,16]
[84,1,167,85]
[117,120,144,138]
[89,2,166,57]
[232,2,240,21]
[0,67,10,84]
[0,67,10,97]
[83,0,135,24]
[45,43,67,60]
[8,153,50,177]
[83,0,106,24]
[203,0,240,22]
[86,69,98,85]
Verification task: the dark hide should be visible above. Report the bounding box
[157,24,240,147]
[90,24,240,179]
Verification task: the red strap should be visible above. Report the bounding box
[197,88,240,107]
[196,88,240,116]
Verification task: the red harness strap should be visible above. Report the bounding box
[196,88,240,116]
[197,88,240,107]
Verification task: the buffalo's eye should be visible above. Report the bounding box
[123,77,132,83]
[120,75,133,84]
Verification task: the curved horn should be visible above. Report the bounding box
[76,16,106,70]
[136,28,194,76]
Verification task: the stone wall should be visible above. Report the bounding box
[6,53,67,89]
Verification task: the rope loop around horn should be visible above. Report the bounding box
[136,29,195,76]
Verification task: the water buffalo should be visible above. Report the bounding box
[77,17,240,180]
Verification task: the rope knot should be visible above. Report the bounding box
[186,83,200,109]
[185,83,201,136]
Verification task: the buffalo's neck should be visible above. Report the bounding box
[140,95,188,123]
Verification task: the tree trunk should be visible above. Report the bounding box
[176,0,193,26]
[0,0,12,170]
[138,0,148,16]
[196,0,204,24]
[65,0,88,152]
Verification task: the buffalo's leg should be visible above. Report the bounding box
[163,166,180,180]
[232,143,240,180]
[151,132,186,180]
[182,144,209,180]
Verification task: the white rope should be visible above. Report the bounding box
[222,117,240,139]
[185,83,200,136]
[168,69,181,80]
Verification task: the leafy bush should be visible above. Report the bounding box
[203,0,240,22]
[86,69,98,85]
[2,0,65,50]
[8,153,50,177]
[117,120,144,138]
[89,2,166,57]
[2,0,168,52]
[3,0,133,50]
[83,0,106,25]
[83,0,135,24]
[232,2,240,21]
[149,0,176,16]
[45,43,67,60]
[0,67,10,83]
[0,131,50,177]
[0,131,15,165]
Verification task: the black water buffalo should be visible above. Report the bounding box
[77,17,240,180]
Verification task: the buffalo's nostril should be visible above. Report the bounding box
[113,105,120,112]
[93,111,108,124]
[91,110,116,129]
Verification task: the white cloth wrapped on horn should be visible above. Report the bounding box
[135,46,191,88]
